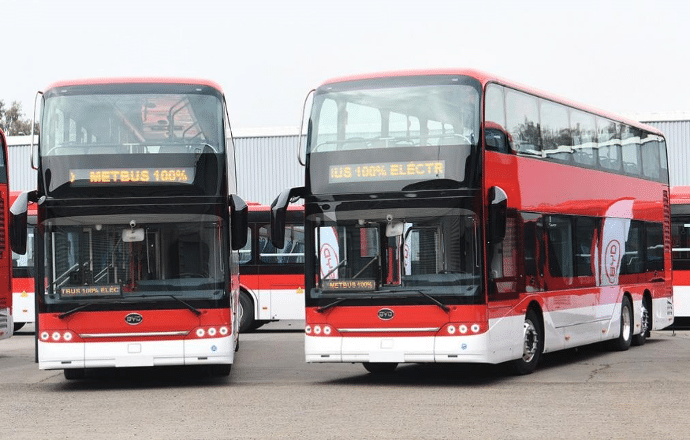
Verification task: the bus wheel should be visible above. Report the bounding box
[63,368,85,380]
[611,296,633,351]
[633,297,650,346]
[512,308,543,375]
[238,292,255,333]
[363,362,398,374]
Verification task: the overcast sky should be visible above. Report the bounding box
[1,0,689,130]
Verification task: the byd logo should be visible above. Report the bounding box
[377,308,394,321]
[125,313,143,326]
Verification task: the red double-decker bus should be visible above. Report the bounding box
[0,129,11,341]
[237,203,305,332]
[10,78,248,378]
[272,69,673,374]
[671,186,689,326]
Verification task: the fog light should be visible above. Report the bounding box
[459,325,468,334]
[52,332,61,341]
[324,326,332,335]
[447,325,456,334]
[41,331,50,341]
[63,332,73,341]
[314,325,322,335]
[208,327,217,337]
[196,328,205,337]
[305,325,312,334]
[219,326,229,336]
[471,324,480,333]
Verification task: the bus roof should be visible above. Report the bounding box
[44,77,224,93]
[671,186,690,204]
[319,68,663,136]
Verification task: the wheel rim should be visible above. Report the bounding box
[522,319,539,363]
[622,303,631,341]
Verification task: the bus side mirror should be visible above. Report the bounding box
[10,191,35,255]
[270,186,305,249]
[229,194,248,250]
[488,186,507,244]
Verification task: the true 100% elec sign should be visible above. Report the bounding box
[329,161,445,183]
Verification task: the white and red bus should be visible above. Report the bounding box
[271,69,674,374]
[671,186,689,326]
[237,203,304,332]
[9,78,248,378]
[0,129,12,341]
[10,192,36,332]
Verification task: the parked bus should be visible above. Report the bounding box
[9,78,248,378]
[10,192,36,332]
[671,186,689,326]
[238,203,305,332]
[271,69,674,374]
[0,128,12,342]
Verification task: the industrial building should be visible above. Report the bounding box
[6,114,690,205]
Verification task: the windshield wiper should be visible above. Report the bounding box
[58,303,97,319]
[166,295,202,316]
[316,297,349,313]
[375,289,450,313]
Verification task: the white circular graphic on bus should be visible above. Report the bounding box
[320,243,338,279]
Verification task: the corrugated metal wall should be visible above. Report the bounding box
[7,118,689,201]
[234,134,303,204]
[641,120,690,186]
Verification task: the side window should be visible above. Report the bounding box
[314,98,338,151]
[239,227,252,265]
[597,118,622,172]
[259,224,304,264]
[484,84,509,153]
[521,213,544,292]
[621,125,642,176]
[574,217,598,278]
[659,140,669,183]
[672,213,690,271]
[540,100,571,162]
[546,215,574,279]
[641,133,661,180]
[570,109,597,167]
[621,221,645,275]
[505,89,540,155]
[646,223,664,272]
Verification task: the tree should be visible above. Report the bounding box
[0,100,39,136]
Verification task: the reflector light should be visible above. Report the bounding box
[459,325,468,334]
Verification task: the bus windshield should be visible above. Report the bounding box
[42,214,226,305]
[42,92,224,156]
[309,199,482,304]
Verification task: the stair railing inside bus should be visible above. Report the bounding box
[297,89,315,166]
[30,91,43,170]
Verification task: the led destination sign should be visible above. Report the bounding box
[60,285,121,297]
[323,279,376,291]
[69,167,194,184]
[329,160,445,184]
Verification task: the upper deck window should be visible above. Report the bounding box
[310,78,480,153]
[42,91,224,156]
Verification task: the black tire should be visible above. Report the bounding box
[362,362,398,374]
[13,322,25,332]
[632,297,651,346]
[610,296,633,351]
[238,291,255,333]
[512,308,543,375]
[63,368,86,380]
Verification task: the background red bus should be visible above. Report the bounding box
[238,203,304,332]
[0,129,11,341]
[9,192,35,332]
[671,185,689,326]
